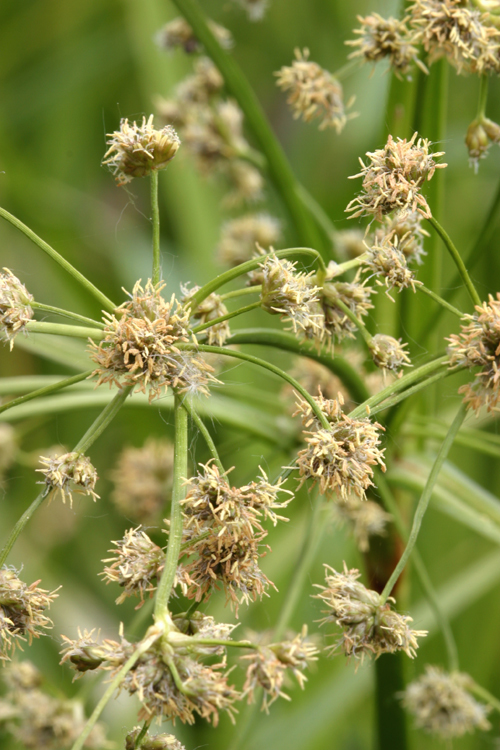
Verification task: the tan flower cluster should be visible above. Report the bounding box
[466,116,500,171]
[401,665,491,738]
[346,13,425,78]
[364,233,421,296]
[102,114,180,185]
[321,274,374,343]
[0,660,109,749]
[0,568,59,660]
[241,626,318,712]
[178,462,292,613]
[294,392,386,499]
[315,563,427,663]
[346,132,446,221]
[217,213,282,267]
[410,0,500,75]
[126,727,186,750]
[37,451,99,506]
[0,269,34,350]
[369,333,411,377]
[183,286,231,346]
[101,527,165,607]
[275,48,355,133]
[110,437,174,523]
[448,293,500,413]
[155,17,232,54]
[331,496,392,552]
[89,280,217,401]
[376,211,429,266]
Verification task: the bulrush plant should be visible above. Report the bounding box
[2,1,500,749]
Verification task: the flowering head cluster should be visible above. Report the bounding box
[183,286,231,346]
[275,48,355,133]
[346,132,446,220]
[294,392,386,499]
[37,451,99,506]
[376,211,429,266]
[102,115,180,185]
[217,213,282,267]
[401,665,491,738]
[101,527,165,607]
[331,496,392,552]
[89,280,217,401]
[314,563,427,663]
[155,17,232,54]
[364,233,421,296]
[369,333,411,377]
[126,727,186,750]
[346,13,424,78]
[466,115,500,171]
[448,293,500,412]
[321,273,374,343]
[0,269,34,350]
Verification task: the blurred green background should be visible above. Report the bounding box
[2,0,500,748]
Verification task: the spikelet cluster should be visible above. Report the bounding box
[101,527,165,607]
[346,13,424,78]
[321,273,374,343]
[364,233,421,296]
[126,727,186,750]
[37,451,99,506]
[183,286,231,346]
[376,211,429,266]
[466,116,500,171]
[217,213,282,266]
[314,563,427,663]
[275,48,355,133]
[331,496,392,552]
[155,17,232,54]
[369,333,411,377]
[0,269,34,350]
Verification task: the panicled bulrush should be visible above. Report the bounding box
[409,0,500,75]
[448,293,500,413]
[232,0,269,22]
[126,727,186,750]
[346,13,425,78]
[183,286,231,346]
[401,665,491,738]
[369,333,411,377]
[241,626,318,712]
[102,115,180,185]
[314,563,427,663]
[364,233,421,296]
[259,253,324,342]
[155,17,232,54]
[0,269,34,350]
[110,437,174,523]
[275,48,355,133]
[37,451,99,506]
[376,211,429,266]
[101,527,165,607]
[294,392,386,499]
[89,279,218,401]
[321,271,374,343]
[346,132,446,221]
[0,568,59,660]
[217,213,282,267]
[331,496,392,552]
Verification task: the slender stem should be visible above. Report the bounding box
[380,405,467,604]
[469,682,500,714]
[427,216,481,307]
[25,321,104,340]
[182,399,224,473]
[478,75,489,119]
[31,302,105,328]
[333,297,373,347]
[192,300,262,334]
[0,492,46,568]
[132,721,152,749]
[154,394,188,621]
[369,367,458,418]
[176,637,257,649]
[0,371,93,416]
[220,286,261,301]
[417,285,463,318]
[0,206,116,312]
[151,171,161,285]
[70,627,163,750]
[327,254,367,277]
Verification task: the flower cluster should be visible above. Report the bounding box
[217,213,282,266]
[369,333,411,377]
[183,287,231,346]
[364,233,421,296]
[294,392,386,499]
[0,269,34,350]
[321,273,374,343]
[37,451,99,505]
[275,48,355,133]
[401,665,491,738]
[126,727,186,750]
[315,563,427,663]
[448,293,500,413]
[155,17,232,54]
[346,13,424,78]
[89,280,217,401]
[346,132,446,221]
[331,496,392,552]
[376,211,429,265]
[101,527,165,606]
[466,116,500,171]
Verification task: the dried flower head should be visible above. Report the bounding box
[321,274,374,343]
[314,563,427,663]
[275,48,355,133]
[103,115,180,185]
[364,233,421,296]
[447,293,500,413]
[110,437,174,523]
[217,213,282,267]
[346,132,446,221]
[0,423,17,479]
[369,333,411,376]
[0,568,59,660]
[101,527,164,607]
[294,392,386,499]
[183,286,231,346]
[155,17,232,54]
[232,0,269,22]
[377,211,429,265]
[331,496,392,552]
[126,727,186,750]
[0,269,34,350]
[346,13,425,78]
[37,451,99,506]
[401,665,491,738]
[410,0,500,75]
[89,280,217,401]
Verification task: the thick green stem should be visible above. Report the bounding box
[31,302,105,328]
[417,285,463,318]
[151,171,161,285]
[25,321,104,340]
[380,405,467,604]
[181,399,224,473]
[154,394,188,621]
[192,300,261,334]
[0,206,116,312]
[0,371,93,416]
[427,216,481,307]
[132,721,152,749]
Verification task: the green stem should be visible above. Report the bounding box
[0,206,116,312]
[70,627,163,750]
[469,681,500,714]
[176,637,256,649]
[154,394,188,621]
[478,75,489,119]
[31,302,104,328]
[417,285,463,318]
[181,399,224,473]
[192,300,261,334]
[333,297,373,347]
[327,254,367,277]
[25,321,104,340]
[220,286,261,301]
[151,171,161,285]
[369,367,458,418]
[427,216,481,307]
[380,405,467,604]
[0,491,46,568]
[0,371,93,416]
[132,721,152,749]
